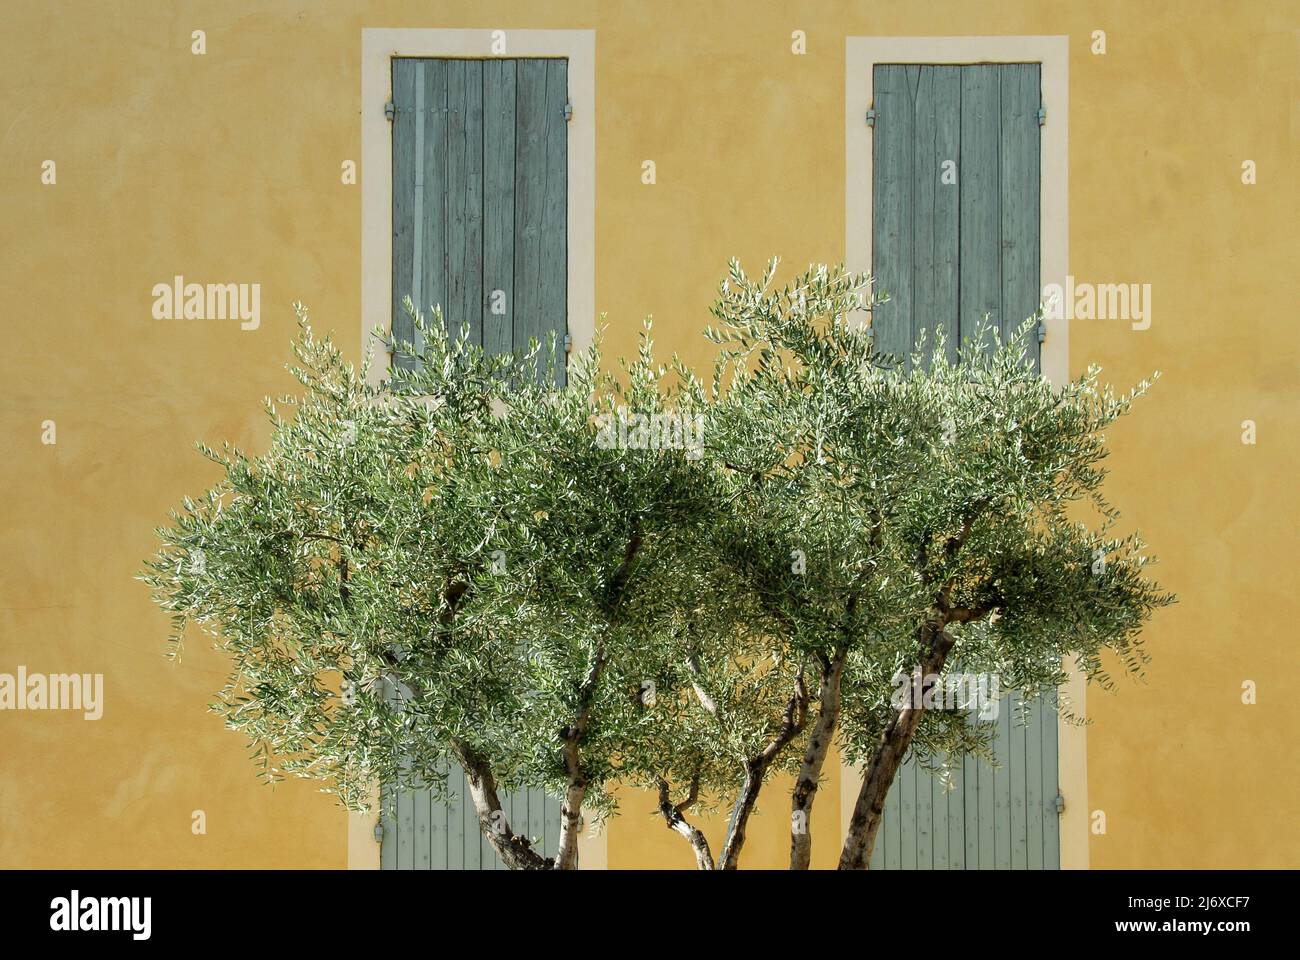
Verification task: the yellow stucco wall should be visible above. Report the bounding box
[1,0,1294,869]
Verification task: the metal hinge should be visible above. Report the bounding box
[563,332,572,353]
[1037,105,1046,126]
[865,106,876,127]
[1054,793,1065,815]
[373,821,384,842]
[1036,320,1047,344]
[564,100,573,122]
[384,100,395,121]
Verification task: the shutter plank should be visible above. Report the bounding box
[430,759,449,868]
[993,690,1012,869]
[1025,692,1046,870]
[397,783,414,870]
[964,752,981,868]
[446,59,484,346]
[541,59,568,385]
[958,65,1002,351]
[544,791,560,863]
[948,755,966,869]
[883,761,901,869]
[1010,695,1029,868]
[871,64,915,362]
[445,764,465,869]
[514,59,568,383]
[899,754,917,869]
[512,60,546,362]
[977,746,996,869]
[911,65,961,364]
[414,773,431,869]
[527,787,547,859]
[931,757,950,870]
[419,60,450,353]
[483,60,518,358]
[916,753,934,868]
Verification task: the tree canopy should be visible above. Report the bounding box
[142,262,1172,869]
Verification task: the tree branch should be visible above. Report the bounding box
[718,665,809,870]
[790,646,847,869]
[554,641,606,869]
[556,522,642,868]
[839,565,1003,871]
[838,620,955,870]
[685,648,719,717]
[656,775,714,870]
[450,737,553,870]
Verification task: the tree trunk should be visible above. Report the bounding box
[451,738,553,870]
[553,739,587,870]
[554,636,608,870]
[838,624,954,870]
[789,649,846,869]
[656,778,715,869]
[717,670,809,870]
[717,767,762,870]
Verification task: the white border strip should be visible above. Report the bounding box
[354,27,602,869]
[842,35,1084,870]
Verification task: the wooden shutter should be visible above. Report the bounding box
[872,63,1041,368]
[381,57,569,869]
[868,690,1061,870]
[390,57,568,381]
[868,62,1059,869]
[380,764,563,871]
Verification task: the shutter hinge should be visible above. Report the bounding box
[373,821,384,842]
[384,100,396,122]
[1054,793,1065,815]
[1036,320,1047,344]
[865,106,876,127]
[1037,105,1046,126]
[564,100,573,122]
[563,332,572,353]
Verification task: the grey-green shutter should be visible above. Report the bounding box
[379,766,563,871]
[868,62,1059,869]
[390,57,567,379]
[868,690,1060,870]
[381,57,569,870]
[872,63,1041,369]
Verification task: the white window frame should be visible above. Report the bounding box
[842,35,1084,870]
[360,28,596,386]
[353,27,603,869]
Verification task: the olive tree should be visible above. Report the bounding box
[141,302,806,869]
[699,260,1174,869]
[143,259,1171,871]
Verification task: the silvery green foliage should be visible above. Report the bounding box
[141,302,776,832]
[142,260,1172,866]
[705,259,1173,780]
